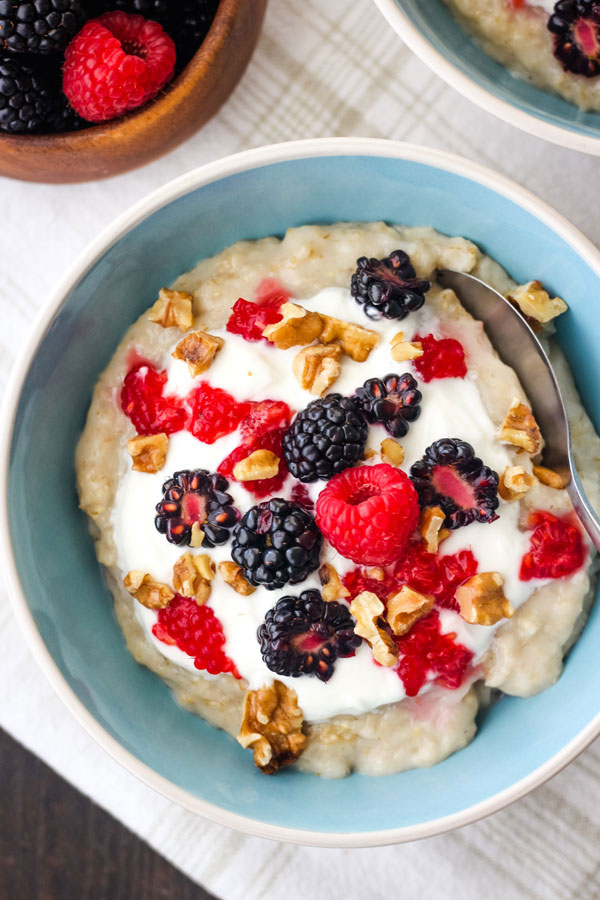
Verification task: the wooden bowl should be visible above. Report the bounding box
[0,0,267,183]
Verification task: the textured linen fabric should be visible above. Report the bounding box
[3,0,600,897]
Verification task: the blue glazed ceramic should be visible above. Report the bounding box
[373,0,600,155]
[2,140,600,846]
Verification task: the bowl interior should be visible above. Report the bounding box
[8,151,600,837]
[391,0,600,141]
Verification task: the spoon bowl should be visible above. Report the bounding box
[437,268,600,551]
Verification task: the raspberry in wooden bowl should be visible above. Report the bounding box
[0,0,267,183]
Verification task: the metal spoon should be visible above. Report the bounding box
[436,268,600,551]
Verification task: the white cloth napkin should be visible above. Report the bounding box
[3,0,600,897]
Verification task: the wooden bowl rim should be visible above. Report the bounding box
[0,0,242,150]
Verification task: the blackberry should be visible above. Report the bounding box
[355,373,422,438]
[0,53,76,132]
[0,0,87,54]
[258,590,362,682]
[548,1,600,77]
[155,469,239,547]
[231,498,322,590]
[410,438,500,530]
[350,250,430,321]
[282,394,368,483]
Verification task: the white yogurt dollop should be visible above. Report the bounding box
[113,286,550,722]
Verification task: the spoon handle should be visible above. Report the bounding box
[567,466,600,553]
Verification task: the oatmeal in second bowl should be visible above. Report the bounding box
[372,0,600,153]
[3,139,600,845]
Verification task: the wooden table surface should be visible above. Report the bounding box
[0,727,219,899]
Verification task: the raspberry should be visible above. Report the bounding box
[412,333,467,382]
[395,610,473,696]
[121,362,187,434]
[258,591,361,682]
[520,511,586,580]
[187,382,252,444]
[316,464,420,566]
[63,11,176,123]
[226,298,283,343]
[394,541,478,611]
[218,427,289,499]
[342,567,399,605]
[239,399,292,444]
[154,596,240,677]
[254,277,292,307]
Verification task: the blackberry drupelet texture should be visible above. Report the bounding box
[410,438,499,530]
[548,1,600,77]
[0,53,75,132]
[0,0,86,54]
[231,498,322,590]
[355,373,422,438]
[282,393,368,483]
[350,250,430,321]
[155,469,239,547]
[258,591,362,682]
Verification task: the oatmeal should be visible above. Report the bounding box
[76,222,600,778]
[442,0,600,112]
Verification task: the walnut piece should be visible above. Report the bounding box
[386,586,434,637]
[419,505,447,553]
[350,591,398,667]
[363,446,377,460]
[508,281,567,325]
[237,681,307,774]
[364,566,385,582]
[218,561,256,595]
[233,449,280,482]
[532,464,567,490]
[498,465,536,501]
[262,302,323,349]
[172,330,224,377]
[390,331,423,362]
[455,572,514,626]
[124,571,174,609]
[498,398,542,454]
[190,522,204,548]
[319,314,379,362]
[147,287,194,331]
[127,433,168,473]
[380,438,404,466]
[292,343,342,395]
[172,553,214,605]
[318,563,350,602]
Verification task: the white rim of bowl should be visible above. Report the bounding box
[2,137,600,848]
[371,0,600,156]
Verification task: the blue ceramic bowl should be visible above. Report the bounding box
[372,0,600,155]
[2,139,600,846]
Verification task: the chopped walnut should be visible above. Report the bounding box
[318,563,350,602]
[350,591,398,667]
[172,330,224,377]
[319,314,379,362]
[218,561,256,595]
[386,586,434,637]
[390,331,423,362]
[293,343,342,395]
[498,465,536,501]
[498,398,542,454]
[455,572,514,626]
[190,522,204,548]
[147,287,194,331]
[124,571,174,609]
[508,281,567,326]
[233,449,280,482]
[380,437,404,467]
[364,566,385,582]
[237,681,307,774]
[262,302,323,349]
[172,553,214,605]
[127,433,168,473]
[532,464,568,490]
[363,446,377,460]
[419,505,446,554]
